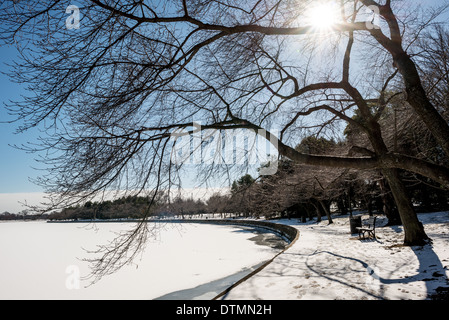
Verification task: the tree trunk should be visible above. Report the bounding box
[347,191,353,217]
[378,176,402,226]
[319,200,333,224]
[394,53,449,159]
[311,200,322,222]
[337,196,348,215]
[364,1,449,159]
[382,168,430,246]
[364,116,430,245]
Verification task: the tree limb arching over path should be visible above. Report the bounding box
[1,0,449,279]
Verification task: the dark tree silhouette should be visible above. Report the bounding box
[1,1,449,280]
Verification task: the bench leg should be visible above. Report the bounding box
[359,230,366,240]
[358,229,376,240]
[358,230,363,239]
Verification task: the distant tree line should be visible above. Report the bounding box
[0,210,49,221]
[46,192,260,221]
[48,196,156,220]
[45,194,223,220]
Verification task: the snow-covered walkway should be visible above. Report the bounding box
[223,211,449,300]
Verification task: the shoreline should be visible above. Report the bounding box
[47,218,299,244]
[47,218,300,299]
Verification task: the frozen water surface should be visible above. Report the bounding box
[0,220,285,300]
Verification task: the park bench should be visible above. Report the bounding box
[356,216,377,240]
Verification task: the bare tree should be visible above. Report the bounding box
[1,1,449,280]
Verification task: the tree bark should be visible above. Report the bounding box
[378,175,401,226]
[319,200,333,224]
[382,168,430,245]
[394,52,449,159]
[310,200,322,223]
[364,118,430,245]
[362,1,449,159]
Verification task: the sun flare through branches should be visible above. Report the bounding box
[304,1,340,31]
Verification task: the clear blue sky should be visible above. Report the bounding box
[0,45,43,194]
[0,0,448,196]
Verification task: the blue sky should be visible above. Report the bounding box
[0,45,43,194]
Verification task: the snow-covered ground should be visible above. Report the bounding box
[224,211,449,300]
[1,212,447,300]
[0,221,284,300]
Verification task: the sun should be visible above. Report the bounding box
[305,2,340,31]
